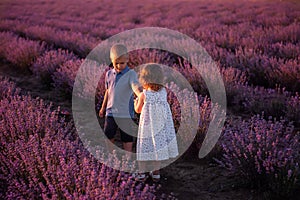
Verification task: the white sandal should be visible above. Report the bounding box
[135,173,148,182]
[149,171,160,182]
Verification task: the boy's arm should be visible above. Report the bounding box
[134,92,145,114]
[99,90,108,118]
[132,82,142,96]
[99,70,109,118]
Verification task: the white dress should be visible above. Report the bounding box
[137,88,179,161]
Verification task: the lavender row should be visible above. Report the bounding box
[0,30,99,96]
[0,20,97,57]
[1,16,298,70]
[0,31,105,103]
[0,78,173,200]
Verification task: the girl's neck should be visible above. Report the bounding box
[144,86,164,92]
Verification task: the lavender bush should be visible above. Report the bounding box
[73,60,107,104]
[285,93,300,127]
[165,82,224,158]
[31,49,77,85]
[215,115,300,198]
[266,57,300,92]
[0,31,16,59]
[235,85,288,118]
[52,59,83,98]
[0,76,20,100]
[3,34,46,69]
[219,66,248,107]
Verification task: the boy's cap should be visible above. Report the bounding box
[110,44,128,60]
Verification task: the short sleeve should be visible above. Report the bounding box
[129,70,141,95]
[105,71,109,90]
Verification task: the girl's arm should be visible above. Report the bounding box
[130,70,142,97]
[134,92,145,114]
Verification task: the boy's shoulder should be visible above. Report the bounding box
[105,68,136,77]
[127,69,138,79]
[128,68,137,74]
[121,68,137,76]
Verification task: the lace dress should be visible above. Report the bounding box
[136,88,179,161]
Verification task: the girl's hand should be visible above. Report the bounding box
[99,107,105,118]
[134,97,139,107]
[134,92,145,114]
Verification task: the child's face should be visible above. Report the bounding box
[111,55,128,73]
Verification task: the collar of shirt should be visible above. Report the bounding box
[112,66,130,75]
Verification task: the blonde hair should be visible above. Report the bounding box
[110,44,128,60]
[139,63,164,91]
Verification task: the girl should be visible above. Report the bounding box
[134,63,179,182]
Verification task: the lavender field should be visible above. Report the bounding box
[0,0,300,199]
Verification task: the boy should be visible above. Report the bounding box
[99,44,141,154]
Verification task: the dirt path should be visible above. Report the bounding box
[159,158,257,200]
[0,63,72,111]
